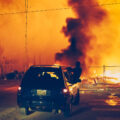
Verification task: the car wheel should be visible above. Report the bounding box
[73,91,80,105]
[63,103,72,117]
[25,106,31,115]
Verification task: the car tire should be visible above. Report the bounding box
[17,96,23,107]
[25,107,30,115]
[63,103,72,117]
[73,91,80,105]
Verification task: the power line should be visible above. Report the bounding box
[0,11,25,15]
[29,2,120,13]
[0,2,120,16]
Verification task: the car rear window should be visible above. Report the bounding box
[21,67,65,89]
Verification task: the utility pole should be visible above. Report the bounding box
[25,0,29,70]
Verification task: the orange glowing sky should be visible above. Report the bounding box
[0,0,120,72]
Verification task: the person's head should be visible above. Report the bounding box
[75,61,81,68]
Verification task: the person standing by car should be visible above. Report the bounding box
[66,61,82,84]
[72,61,82,84]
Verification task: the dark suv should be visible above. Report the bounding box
[17,65,80,116]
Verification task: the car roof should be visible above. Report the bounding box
[27,65,62,72]
[28,65,73,72]
[30,65,61,69]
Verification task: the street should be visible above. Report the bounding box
[0,80,120,120]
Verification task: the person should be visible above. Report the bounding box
[66,61,82,84]
[65,67,73,83]
[72,61,82,83]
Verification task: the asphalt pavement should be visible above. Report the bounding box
[0,80,120,120]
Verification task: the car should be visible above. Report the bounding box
[17,65,80,116]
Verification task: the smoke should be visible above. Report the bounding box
[55,0,107,67]
[0,0,23,9]
[0,0,13,5]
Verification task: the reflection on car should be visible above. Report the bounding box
[17,65,80,116]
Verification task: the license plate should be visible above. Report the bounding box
[37,90,46,96]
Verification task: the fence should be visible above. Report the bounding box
[82,66,120,84]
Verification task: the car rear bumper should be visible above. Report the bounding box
[30,99,65,111]
[17,95,70,111]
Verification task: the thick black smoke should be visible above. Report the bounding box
[55,0,107,66]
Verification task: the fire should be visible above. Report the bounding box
[105,94,120,106]
[104,70,120,84]
[105,99,118,106]
[83,66,120,84]
[55,0,120,80]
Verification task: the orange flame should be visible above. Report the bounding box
[105,94,120,106]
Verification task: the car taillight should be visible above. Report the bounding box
[63,88,68,94]
[18,86,21,91]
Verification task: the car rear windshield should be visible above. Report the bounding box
[21,67,65,90]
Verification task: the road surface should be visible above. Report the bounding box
[0,80,120,120]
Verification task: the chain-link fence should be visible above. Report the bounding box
[81,66,120,85]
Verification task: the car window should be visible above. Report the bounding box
[21,67,65,90]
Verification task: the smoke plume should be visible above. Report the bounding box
[55,0,107,67]
[0,0,13,5]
